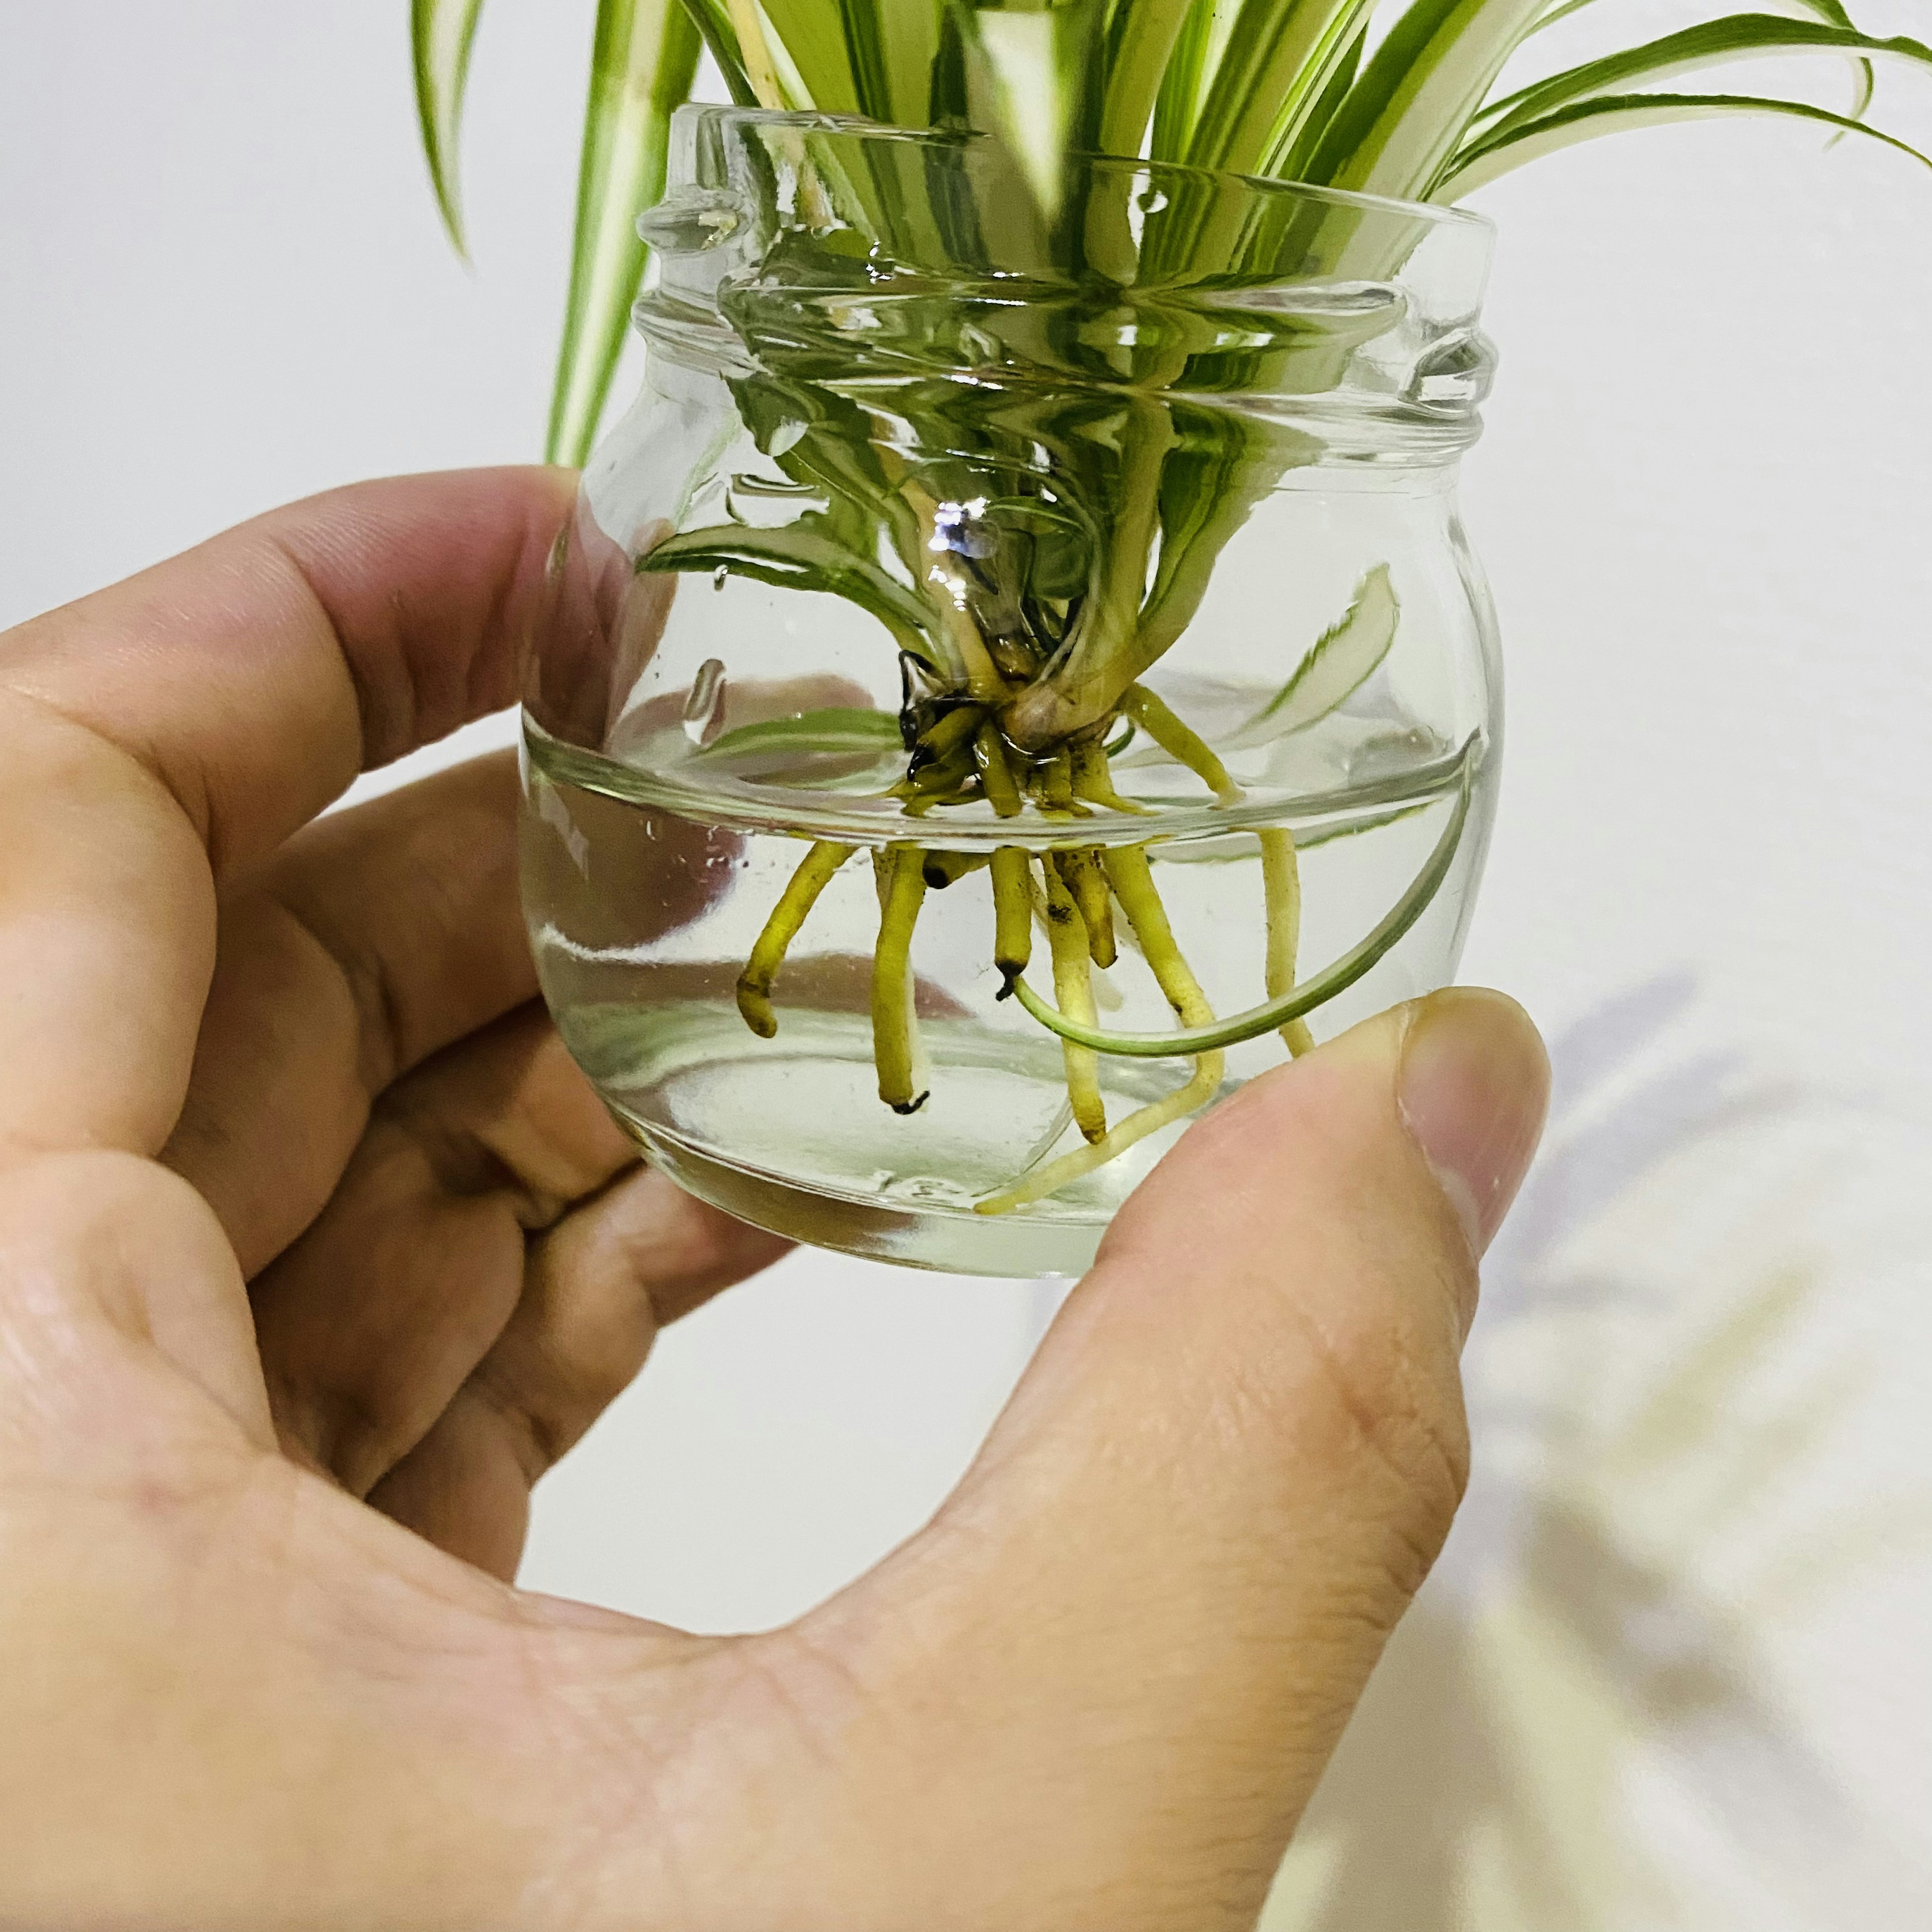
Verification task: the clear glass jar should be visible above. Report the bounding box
[521,106,1501,1277]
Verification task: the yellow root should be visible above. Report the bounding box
[871,846,930,1113]
[736,840,855,1037]
[922,849,993,890]
[1258,828,1316,1058]
[1070,739,1148,814]
[1054,848,1116,969]
[991,846,1032,993]
[981,844,1223,1216]
[1122,685,1241,803]
[918,703,987,762]
[1039,858,1108,1143]
[974,1050,1223,1216]
[974,719,1025,819]
[1040,748,1079,813]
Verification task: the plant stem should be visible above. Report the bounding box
[1259,827,1317,1056]
[736,839,854,1036]
[872,845,931,1113]
[1040,857,1108,1142]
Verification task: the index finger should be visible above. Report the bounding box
[0,467,576,1162]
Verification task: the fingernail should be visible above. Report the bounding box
[1397,989,1550,1260]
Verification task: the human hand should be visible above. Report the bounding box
[0,470,1548,1930]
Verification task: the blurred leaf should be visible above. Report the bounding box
[547,0,703,465]
[412,0,488,256]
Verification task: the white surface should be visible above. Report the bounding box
[4,10,1930,1871]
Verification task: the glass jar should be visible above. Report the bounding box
[521,106,1501,1278]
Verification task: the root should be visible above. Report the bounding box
[1053,849,1116,969]
[872,846,931,1113]
[1259,828,1317,1058]
[736,840,855,1037]
[923,849,993,890]
[974,718,1025,819]
[1122,686,1240,803]
[1039,858,1108,1143]
[980,844,1221,1216]
[1070,739,1147,814]
[991,847,1032,994]
[974,1050,1222,1215]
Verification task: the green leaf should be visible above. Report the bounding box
[1302,0,1550,199]
[1230,564,1399,747]
[1098,0,1198,157]
[1468,16,1932,153]
[750,0,863,113]
[677,0,759,104]
[1528,0,1877,114]
[546,0,703,467]
[412,0,488,257]
[1439,89,1932,197]
[1181,0,1375,179]
[638,520,938,640]
[1012,757,1475,1056]
[1268,24,1364,178]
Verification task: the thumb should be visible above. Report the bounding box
[795,989,1549,1929]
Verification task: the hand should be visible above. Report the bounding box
[0,470,1549,1930]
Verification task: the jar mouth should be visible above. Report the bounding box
[636,103,1496,448]
[678,105,1494,243]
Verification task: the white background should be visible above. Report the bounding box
[5,2,1931,1644]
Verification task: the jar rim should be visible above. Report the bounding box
[673,103,1496,243]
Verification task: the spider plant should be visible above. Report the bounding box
[413,0,1929,1213]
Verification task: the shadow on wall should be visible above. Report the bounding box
[1264,975,1932,1931]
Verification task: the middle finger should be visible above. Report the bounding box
[164,750,537,1274]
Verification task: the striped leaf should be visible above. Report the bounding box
[546,0,702,466]
[1469,15,1932,153]
[1441,89,1932,197]
[1302,0,1551,199]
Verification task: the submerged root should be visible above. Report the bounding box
[1039,858,1108,1143]
[871,846,931,1114]
[1259,828,1316,1058]
[737,840,855,1037]
[980,845,1222,1217]
[973,1050,1223,1215]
